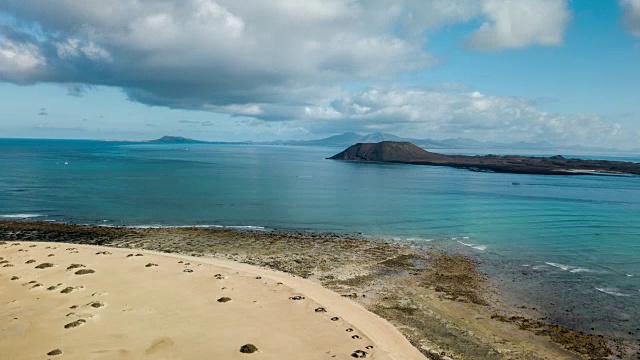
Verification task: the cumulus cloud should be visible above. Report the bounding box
[295,88,627,145]
[2,1,626,146]
[0,32,46,83]
[621,0,640,36]
[466,0,571,50]
[0,1,571,108]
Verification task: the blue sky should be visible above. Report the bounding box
[0,1,639,148]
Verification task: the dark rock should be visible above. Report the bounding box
[239,344,258,353]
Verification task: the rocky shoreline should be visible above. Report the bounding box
[0,221,633,359]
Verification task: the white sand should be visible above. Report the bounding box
[0,242,425,359]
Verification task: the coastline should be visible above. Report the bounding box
[0,221,632,359]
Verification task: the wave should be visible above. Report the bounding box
[457,240,487,251]
[0,214,46,219]
[595,288,631,297]
[545,262,595,273]
[405,237,433,242]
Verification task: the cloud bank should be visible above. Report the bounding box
[621,0,640,36]
[0,0,630,146]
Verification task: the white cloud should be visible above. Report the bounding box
[466,0,571,50]
[0,35,46,82]
[621,0,640,36]
[55,39,111,61]
[2,1,625,147]
[296,88,628,146]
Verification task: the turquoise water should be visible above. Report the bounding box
[1,139,639,338]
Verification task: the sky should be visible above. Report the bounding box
[0,0,639,148]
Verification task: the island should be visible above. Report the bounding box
[328,141,640,176]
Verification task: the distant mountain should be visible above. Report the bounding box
[148,136,208,144]
[258,132,561,150]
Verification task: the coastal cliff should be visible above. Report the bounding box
[329,141,640,175]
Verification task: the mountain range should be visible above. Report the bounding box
[148,132,633,153]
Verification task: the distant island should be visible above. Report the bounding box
[139,132,637,153]
[148,136,208,144]
[328,142,640,176]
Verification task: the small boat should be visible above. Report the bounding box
[64,160,69,165]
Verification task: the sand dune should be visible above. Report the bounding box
[0,241,425,360]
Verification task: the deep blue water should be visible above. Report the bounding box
[1,138,638,338]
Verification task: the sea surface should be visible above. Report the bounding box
[1,138,639,339]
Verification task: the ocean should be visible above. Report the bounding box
[1,138,638,339]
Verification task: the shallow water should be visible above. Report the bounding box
[1,138,638,338]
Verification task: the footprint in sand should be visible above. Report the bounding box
[315,307,327,313]
[145,263,158,268]
[29,245,36,248]
[346,328,354,332]
[3,264,14,267]
[25,260,36,264]
[35,263,55,269]
[74,269,95,275]
[183,269,193,273]
[87,301,105,309]
[47,284,62,291]
[23,281,37,286]
[331,317,339,321]
[48,254,55,257]
[96,251,112,255]
[351,350,368,358]
[66,248,77,251]
[10,276,19,281]
[217,297,232,303]
[47,349,63,356]
[66,312,94,319]
[67,264,86,271]
[30,283,43,289]
[214,274,226,280]
[61,286,84,294]
[365,346,374,350]
[351,335,361,340]
[289,296,305,301]
[64,319,86,329]
[0,260,9,265]
[255,276,262,279]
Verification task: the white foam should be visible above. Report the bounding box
[595,288,631,297]
[0,214,46,219]
[569,268,592,273]
[532,265,547,270]
[545,262,571,271]
[545,262,594,273]
[405,237,433,242]
[626,274,633,277]
[457,241,487,251]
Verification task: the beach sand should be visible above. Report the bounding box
[0,241,425,360]
[1,222,629,360]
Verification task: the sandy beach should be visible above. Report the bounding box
[1,222,631,360]
[0,240,428,360]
